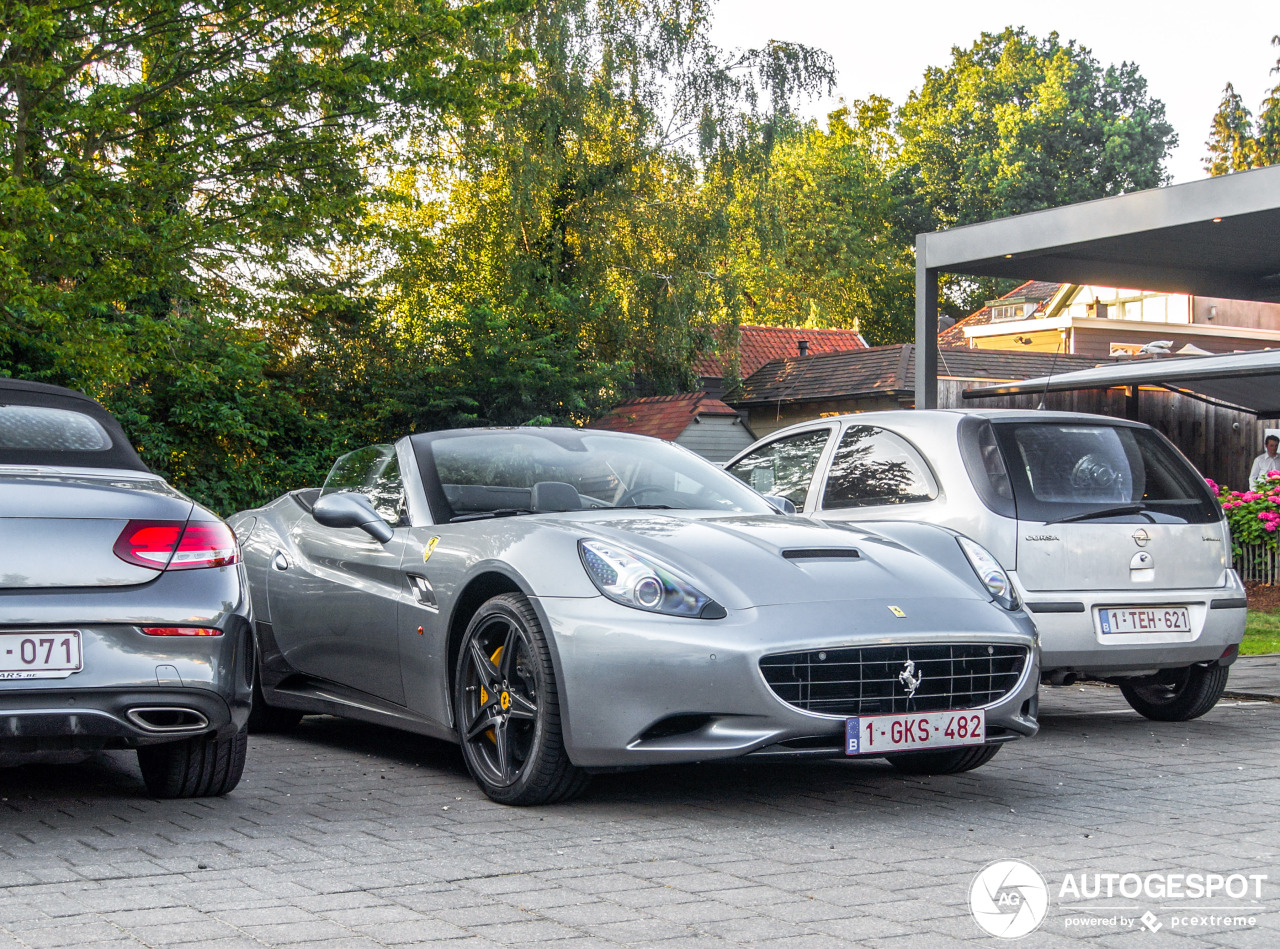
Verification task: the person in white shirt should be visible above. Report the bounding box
[1250,434,1280,486]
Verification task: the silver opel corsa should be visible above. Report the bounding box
[726,409,1246,722]
[230,427,1039,805]
[0,378,252,797]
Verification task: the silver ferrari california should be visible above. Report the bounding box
[0,378,252,797]
[230,428,1040,805]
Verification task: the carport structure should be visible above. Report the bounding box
[914,164,1280,409]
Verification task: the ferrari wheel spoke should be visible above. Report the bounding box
[492,719,514,781]
[506,690,538,721]
[499,625,521,680]
[467,637,502,692]
[464,703,501,742]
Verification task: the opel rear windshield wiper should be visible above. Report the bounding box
[1047,503,1148,525]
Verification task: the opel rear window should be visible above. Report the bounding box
[990,422,1220,524]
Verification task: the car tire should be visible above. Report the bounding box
[137,725,248,798]
[454,593,589,805]
[886,743,1001,775]
[247,671,304,733]
[1118,663,1229,722]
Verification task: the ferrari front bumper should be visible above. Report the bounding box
[535,595,1040,769]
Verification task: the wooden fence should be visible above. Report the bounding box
[1235,545,1278,585]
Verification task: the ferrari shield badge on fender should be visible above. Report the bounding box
[888,605,906,617]
[423,537,441,563]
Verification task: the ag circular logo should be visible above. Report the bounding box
[969,859,1049,939]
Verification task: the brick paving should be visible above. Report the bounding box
[1,683,1277,948]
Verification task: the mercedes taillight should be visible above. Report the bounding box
[113,520,240,571]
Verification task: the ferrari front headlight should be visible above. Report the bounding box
[957,536,1019,611]
[578,540,725,619]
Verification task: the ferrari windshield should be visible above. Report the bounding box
[413,430,777,522]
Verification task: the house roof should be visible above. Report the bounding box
[587,392,742,441]
[694,325,867,380]
[937,280,1062,348]
[731,344,1111,405]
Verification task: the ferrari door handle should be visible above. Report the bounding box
[271,551,290,571]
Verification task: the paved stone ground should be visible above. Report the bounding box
[1,684,1278,949]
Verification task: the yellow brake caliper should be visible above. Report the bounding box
[480,645,504,744]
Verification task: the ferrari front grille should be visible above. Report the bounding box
[759,643,1028,716]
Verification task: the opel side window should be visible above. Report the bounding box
[822,425,938,509]
[726,430,830,507]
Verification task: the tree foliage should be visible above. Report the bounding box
[0,0,526,511]
[1206,35,1280,175]
[719,103,913,345]
[892,27,1174,316]
[372,0,837,404]
[896,28,1175,231]
[0,6,1184,511]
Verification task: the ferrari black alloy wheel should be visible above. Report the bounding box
[1118,662,1230,722]
[886,744,1001,775]
[453,593,588,805]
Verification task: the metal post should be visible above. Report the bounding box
[1126,385,1140,420]
[915,248,939,409]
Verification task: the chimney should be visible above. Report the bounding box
[797,339,810,357]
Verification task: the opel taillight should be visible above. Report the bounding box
[114,520,240,571]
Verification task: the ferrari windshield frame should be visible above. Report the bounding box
[409,428,778,524]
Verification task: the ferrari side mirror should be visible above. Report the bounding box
[764,495,797,515]
[313,493,394,543]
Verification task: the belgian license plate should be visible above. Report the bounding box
[846,709,985,756]
[1098,606,1191,635]
[0,631,83,679]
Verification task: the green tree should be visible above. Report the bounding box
[373,0,836,405]
[0,0,526,510]
[896,27,1175,230]
[894,27,1175,316]
[722,104,914,345]
[1207,35,1280,174]
[1205,84,1258,175]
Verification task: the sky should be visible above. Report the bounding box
[710,1,1278,183]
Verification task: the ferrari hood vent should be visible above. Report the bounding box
[781,548,861,561]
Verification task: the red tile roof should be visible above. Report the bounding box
[695,325,868,380]
[587,393,742,442]
[939,280,1062,348]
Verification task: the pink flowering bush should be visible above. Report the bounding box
[1211,470,1280,559]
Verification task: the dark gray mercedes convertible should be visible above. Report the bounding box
[0,379,252,797]
[232,427,1040,805]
